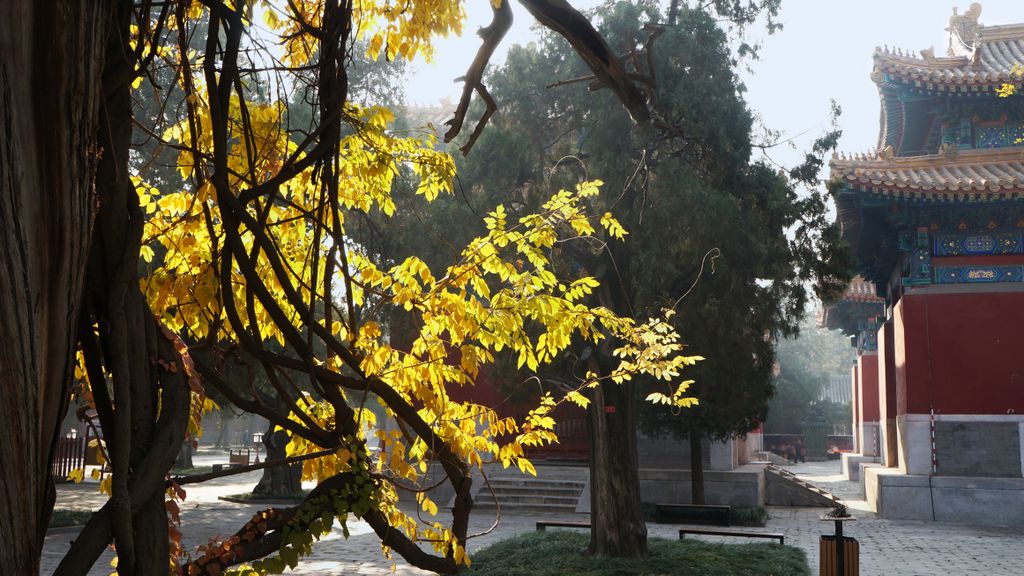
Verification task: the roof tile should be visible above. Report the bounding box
[831,148,1024,199]
[874,26,1024,89]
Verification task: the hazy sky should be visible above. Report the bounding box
[406,1,1020,167]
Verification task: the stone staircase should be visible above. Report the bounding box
[765,464,844,507]
[471,475,586,514]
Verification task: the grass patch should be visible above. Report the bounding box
[220,491,308,504]
[171,465,213,475]
[49,509,94,528]
[463,531,808,576]
[729,506,767,527]
[640,503,767,527]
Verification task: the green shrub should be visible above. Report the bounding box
[49,509,94,528]
[729,506,767,527]
[463,531,809,576]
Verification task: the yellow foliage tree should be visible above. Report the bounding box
[20,1,697,575]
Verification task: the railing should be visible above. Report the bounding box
[513,404,590,461]
[52,436,87,483]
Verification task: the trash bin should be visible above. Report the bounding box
[819,535,859,576]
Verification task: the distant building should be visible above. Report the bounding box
[826,4,1024,526]
[820,373,853,405]
[819,277,885,458]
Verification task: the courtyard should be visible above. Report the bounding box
[41,454,1024,576]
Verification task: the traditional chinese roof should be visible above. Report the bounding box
[842,277,884,303]
[818,277,885,335]
[871,6,1023,152]
[833,5,1024,289]
[873,24,1024,93]
[831,147,1024,200]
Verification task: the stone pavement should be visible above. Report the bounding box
[42,457,1024,575]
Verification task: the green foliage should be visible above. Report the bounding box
[639,503,765,526]
[729,506,768,527]
[48,509,94,528]
[389,3,853,447]
[767,317,854,434]
[462,531,809,576]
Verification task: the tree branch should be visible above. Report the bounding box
[518,0,650,125]
[444,0,512,151]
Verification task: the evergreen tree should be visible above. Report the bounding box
[447,1,850,522]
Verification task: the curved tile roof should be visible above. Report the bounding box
[874,24,1024,90]
[831,148,1024,200]
[843,276,884,303]
[819,277,884,334]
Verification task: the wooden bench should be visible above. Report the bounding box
[535,521,591,532]
[679,527,784,545]
[210,449,254,472]
[228,449,252,467]
[655,503,731,526]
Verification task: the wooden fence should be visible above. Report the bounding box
[51,436,87,483]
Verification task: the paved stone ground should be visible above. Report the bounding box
[42,455,1024,575]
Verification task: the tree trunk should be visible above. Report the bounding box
[50,2,194,572]
[689,431,705,505]
[587,377,647,557]
[0,2,109,573]
[175,437,195,470]
[252,424,301,496]
[253,425,302,496]
[215,412,233,449]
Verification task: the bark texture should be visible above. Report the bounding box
[587,379,648,557]
[175,439,195,470]
[56,2,193,572]
[689,431,705,505]
[586,238,647,558]
[0,2,108,573]
[252,427,302,496]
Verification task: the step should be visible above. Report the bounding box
[483,486,582,496]
[485,479,585,490]
[765,465,844,506]
[473,501,579,513]
[480,494,579,505]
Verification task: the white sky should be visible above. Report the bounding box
[406,1,1020,167]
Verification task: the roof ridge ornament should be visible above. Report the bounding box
[947,3,982,58]
[941,142,960,161]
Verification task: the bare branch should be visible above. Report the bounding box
[444,0,513,150]
[518,0,650,124]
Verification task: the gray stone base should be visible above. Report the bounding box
[429,462,767,513]
[633,465,765,508]
[841,453,879,481]
[864,466,1024,527]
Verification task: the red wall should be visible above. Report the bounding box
[877,321,897,423]
[858,353,880,422]
[877,319,899,465]
[894,290,1024,415]
[851,363,859,448]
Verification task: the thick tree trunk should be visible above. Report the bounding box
[215,413,233,449]
[175,438,196,470]
[50,2,193,573]
[79,2,190,571]
[253,426,302,496]
[0,2,108,573]
[587,378,647,557]
[689,431,705,505]
[584,202,647,557]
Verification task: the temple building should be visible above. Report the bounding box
[818,277,884,468]
[827,4,1024,526]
